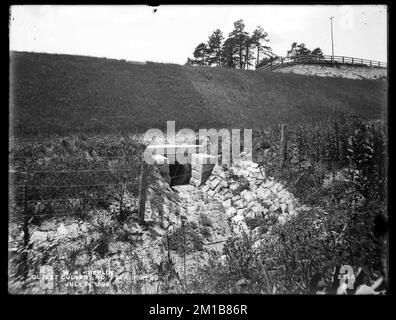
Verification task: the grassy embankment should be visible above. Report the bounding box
[10,51,387,137]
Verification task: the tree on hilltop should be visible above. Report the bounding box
[311,47,324,58]
[287,42,324,59]
[221,37,238,68]
[228,19,250,69]
[187,19,273,70]
[192,43,209,66]
[207,29,224,66]
[295,43,311,57]
[243,36,255,70]
[251,26,273,69]
[287,42,298,57]
[287,42,311,57]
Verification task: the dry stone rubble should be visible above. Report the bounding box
[194,153,301,235]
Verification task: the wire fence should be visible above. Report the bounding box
[9,154,140,218]
[12,182,135,188]
[9,153,218,289]
[10,155,135,159]
[9,209,104,218]
[13,196,115,205]
[9,155,192,219]
[9,168,139,174]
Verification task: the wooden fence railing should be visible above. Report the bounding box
[259,55,387,70]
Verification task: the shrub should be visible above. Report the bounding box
[95,233,111,258]
[244,216,270,234]
[192,114,387,294]
[190,231,272,294]
[167,222,204,254]
[199,213,212,227]
[199,226,211,239]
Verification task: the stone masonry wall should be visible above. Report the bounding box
[189,153,217,187]
[198,153,302,235]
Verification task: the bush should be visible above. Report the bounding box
[199,213,212,227]
[194,115,387,294]
[254,114,386,207]
[200,226,211,238]
[95,233,111,258]
[167,222,204,254]
[192,195,384,294]
[190,231,272,294]
[244,216,270,234]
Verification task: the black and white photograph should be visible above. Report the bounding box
[8,4,388,296]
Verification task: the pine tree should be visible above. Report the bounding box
[243,36,255,70]
[228,19,249,69]
[296,43,311,56]
[311,47,324,58]
[207,29,224,66]
[221,37,238,68]
[187,19,274,70]
[287,42,298,57]
[192,42,209,66]
[287,42,312,58]
[251,26,272,69]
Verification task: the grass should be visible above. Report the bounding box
[10,51,387,137]
[9,133,145,224]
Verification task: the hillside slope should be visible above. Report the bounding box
[10,51,387,136]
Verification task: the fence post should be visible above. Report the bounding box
[22,182,30,284]
[280,124,288,166]
[352,58,354,64]
[119,184,125,222]
[370,60,372,67]
[138,154,149,224]
[182,219,187,291]
[342,56,344,63]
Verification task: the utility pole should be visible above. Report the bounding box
[330,16,335,63]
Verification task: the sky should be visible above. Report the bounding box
[9,5,388,64]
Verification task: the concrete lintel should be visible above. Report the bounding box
[147,144,204,155]
[192,153,218,165]
[151,154,169,165]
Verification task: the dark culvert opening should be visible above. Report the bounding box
[169,162,191,186]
